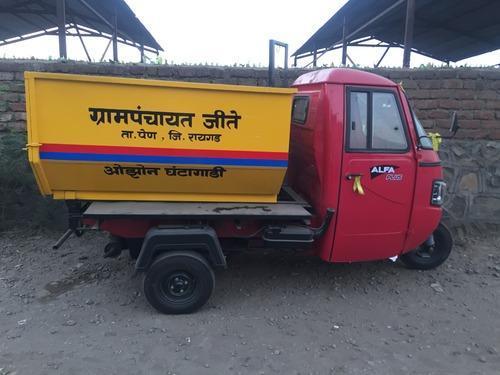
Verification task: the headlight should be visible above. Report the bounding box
[431,180,446,206]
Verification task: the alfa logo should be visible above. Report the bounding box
[370,165,398,179]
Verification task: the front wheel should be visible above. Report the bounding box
[143,251,215,314]
[400,223,453,270]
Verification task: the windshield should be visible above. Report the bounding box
[412,109,433,149]
[403,93,433,150]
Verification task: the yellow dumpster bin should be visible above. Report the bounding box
[25,72,295,203]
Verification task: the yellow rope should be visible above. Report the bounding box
[353,175,365,195]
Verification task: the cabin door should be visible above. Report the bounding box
[332,87,416,262]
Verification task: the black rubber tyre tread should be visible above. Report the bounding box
[143,251,215,314]
[400,223,453,270]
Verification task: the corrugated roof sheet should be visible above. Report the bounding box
[294,0,500,62]
[0,0,162,51]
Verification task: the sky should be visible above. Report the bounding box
[1,0,499,68]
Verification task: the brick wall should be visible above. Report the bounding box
[372,68,500,140]
[1,60,499,139]
[0,59,499,226]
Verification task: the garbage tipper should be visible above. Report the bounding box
[25,68,453,314]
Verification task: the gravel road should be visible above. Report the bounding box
[0,230,499,375]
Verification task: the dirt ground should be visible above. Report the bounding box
[0,230,499,375]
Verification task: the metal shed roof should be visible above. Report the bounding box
[293,0,500,64]
[0,0,162,58]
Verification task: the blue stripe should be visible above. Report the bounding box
[40,152,288,167]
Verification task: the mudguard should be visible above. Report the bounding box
[135,226,226,271]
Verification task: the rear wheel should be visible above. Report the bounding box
[400,223,453,270]
[143,251,215,314]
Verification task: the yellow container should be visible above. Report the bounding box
[25,72,295,203]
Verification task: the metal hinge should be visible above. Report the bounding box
[23,142,42,151]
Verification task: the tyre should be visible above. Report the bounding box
[143,251,215,314]
[400,223,453,270]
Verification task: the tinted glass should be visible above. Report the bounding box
[292,97,309,124]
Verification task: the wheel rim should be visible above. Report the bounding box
[160,271,196,300]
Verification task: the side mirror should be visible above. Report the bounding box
[439,111,460,140]
[449,111,459,136]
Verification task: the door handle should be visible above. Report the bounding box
[346,173,365,195]
[346,173,362,180]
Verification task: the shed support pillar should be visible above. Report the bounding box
[112,8,118,62]
[403,0,415,68]
[57,0,67,59]
[313,49,317,67]
[341,17,348,66]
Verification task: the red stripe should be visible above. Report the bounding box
[40,143,288,160]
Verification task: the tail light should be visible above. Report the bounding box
[431,180,446,206]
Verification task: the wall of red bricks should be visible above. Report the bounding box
[372,68,500,140]
[0,59,499,139]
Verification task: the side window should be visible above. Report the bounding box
[347,89,408,152]
[349,92,368,149]
[372,92,407,150]
[292,96,309,125]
